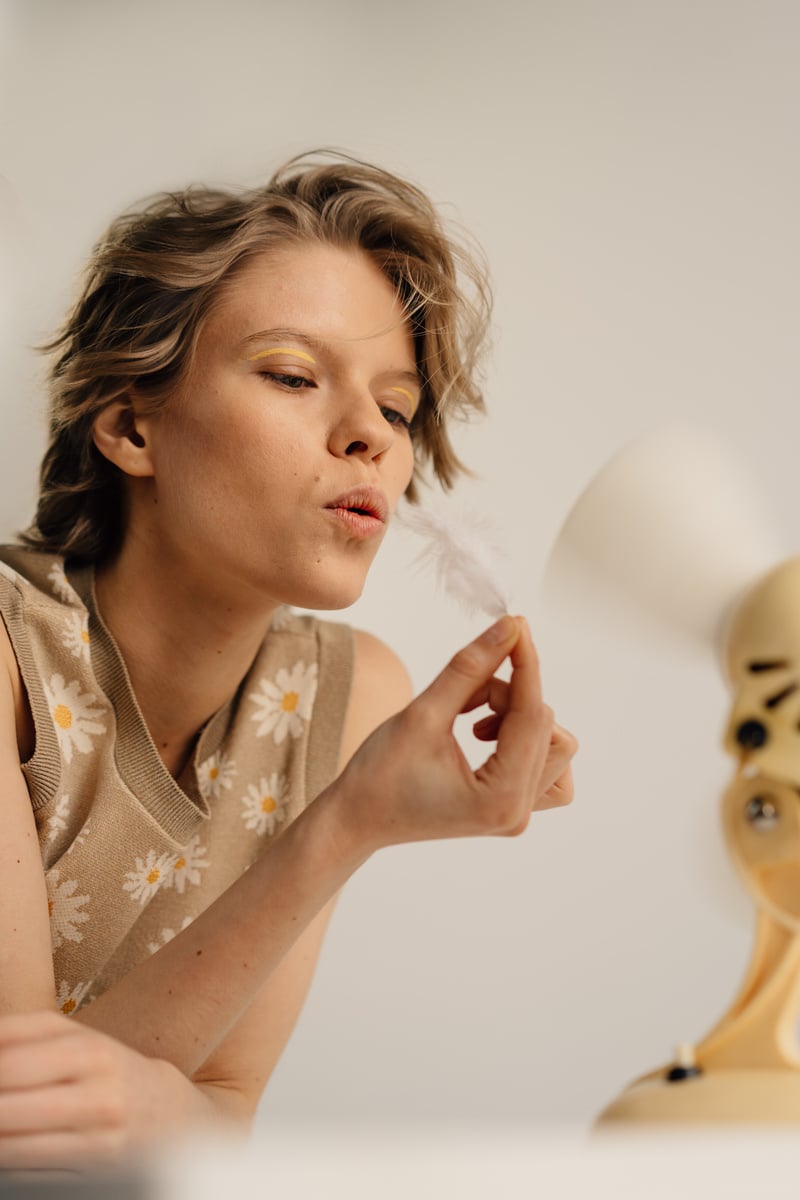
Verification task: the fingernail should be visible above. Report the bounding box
[483,614,515,644]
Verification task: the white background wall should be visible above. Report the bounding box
[3,0,800,1130]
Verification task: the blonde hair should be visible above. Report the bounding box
[22,151,492,563]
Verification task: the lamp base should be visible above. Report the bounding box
[598,1067,800,1124]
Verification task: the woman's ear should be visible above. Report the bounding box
[93,401,155,477]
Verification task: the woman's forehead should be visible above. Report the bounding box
[205,244,415,357]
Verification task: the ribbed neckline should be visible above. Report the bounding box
[67,563,225,844]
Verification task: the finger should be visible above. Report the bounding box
[534,764,575,811]
[0,1129,113,1170]
[488,619,548,780]
[0,1012,76,1049]
[459,677,510,717]
[473,712,501,741]
[0,1035,89,1092]
[0,1082,106,1135]
[531,723,578,798]
[416,616,520,726]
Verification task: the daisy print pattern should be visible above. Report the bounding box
[123,850,178,905]
[241,772,289,836]
[66,817,91,855]
[269,605,294,632]
[147,916,193,957]
[62,612,91,662]
[197,750,237,800]
[48,561,78,603]
[248,660,318,744]
[47,868,90,950]
[164,834,209,894]
[56,979,91,1017]
[44,674,105,764]
[45,793,72,845]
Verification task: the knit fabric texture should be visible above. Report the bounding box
[0,546,354,1016]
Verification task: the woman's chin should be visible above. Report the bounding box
[286,577,366,614]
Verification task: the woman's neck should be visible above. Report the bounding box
[93,540,277,777]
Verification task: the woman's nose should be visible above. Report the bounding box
[329,393,393,461]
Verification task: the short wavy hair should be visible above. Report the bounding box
[22,151,492,564]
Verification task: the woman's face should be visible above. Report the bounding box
[131,242,419,611]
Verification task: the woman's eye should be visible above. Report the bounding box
[260,372,313,390]
[380,407,412,430]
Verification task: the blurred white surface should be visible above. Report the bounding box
[155,1124,800,1200]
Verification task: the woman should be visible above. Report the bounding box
[0,153,577,1168]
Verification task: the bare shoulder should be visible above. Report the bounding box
[0,614,34,763]
[337,630,413,769]
[0,609,56,1010]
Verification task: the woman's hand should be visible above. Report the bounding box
[0,1011,218,1171]
[331,615,577,856]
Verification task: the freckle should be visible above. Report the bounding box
[155,1036,160,1042]
[242,962,248,969]
[168,989,173,995]
[194,1036,199,1043]
[196,949,202,956]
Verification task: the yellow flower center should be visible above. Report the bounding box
[174,857,185,871]
[62,998,77,1015]
[81,629,90,644]
[147,868,160,885]
[53,704,73,729]
[281,690,299,713]
[261,795,277,814]
[209,766,219,780]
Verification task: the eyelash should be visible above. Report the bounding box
[259,372,413,431]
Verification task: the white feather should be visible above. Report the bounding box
[397,506,511,618]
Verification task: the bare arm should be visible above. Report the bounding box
[0,625,412,1131]
[0,622,56,1013]
[0,615,576,1164]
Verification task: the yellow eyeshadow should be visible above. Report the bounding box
[248,347,317,364]
[389,386,418,416]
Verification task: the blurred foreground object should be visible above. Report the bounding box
[545,427,800,1122]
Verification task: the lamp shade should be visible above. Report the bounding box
[543,426,785,648]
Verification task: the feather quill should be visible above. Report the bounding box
[397,506,511,618]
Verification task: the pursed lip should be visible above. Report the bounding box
[325,486,389,523]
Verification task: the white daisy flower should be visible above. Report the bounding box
[147,915,193,957]
[269,605,295,631]
[122,849,177,905]
[43,674,105,764]
[197,750,237,799]
[248,660,318,744]
[164,834,209,894]
[66,817,91,855]
[62,612,91,661]
[56,978,91,1016]
[46,793,72,845]
[48,561,77,603]
[47,868,90,950]
[241,772,289,836]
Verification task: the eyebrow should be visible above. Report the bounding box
[240,328,324,356]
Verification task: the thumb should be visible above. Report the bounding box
[415,615,521,724]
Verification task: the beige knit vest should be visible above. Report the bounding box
[0,546,353,1016]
